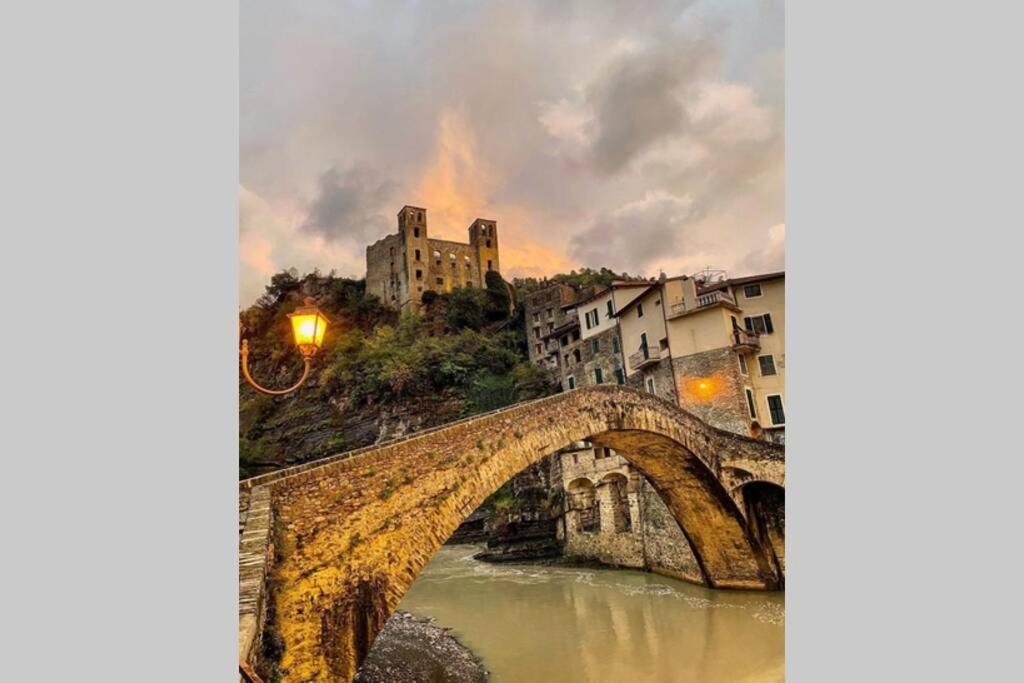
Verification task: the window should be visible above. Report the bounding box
[615,368,625,385]
[591,338,600,353]
[758,355,777,376]
[415,269,423,280]
[655,298,661,307]
[449,253,456,261]
[547,308,554,318]
[534,327,541,339]
[485,239,491,248]
[594,368,603,384]
[745,388,758,419]
[646,377,656,394]
[567,375,576,390]
[564,354,570,365]
[640,332,648,349]
[573,348,581,363]
[417,211,423,222]
[585,309,599,329]
[436,277,444,286]
[415,249,421,261]
[487,259,493,270]
[414,227,420,238]
[535,344,542,355]
[738,354,748,375]
[571,330,580,342]
[744,313,775,335]
[612,336,620,354]
[561,336,569,347]
[637,302,644,318]
[606,300,614,318]
[573,453,579,465]
[659,338,668,352]
[767,395,786,425]
[533,313,540,322]
[547,322,554,333]
[743,284,762,298]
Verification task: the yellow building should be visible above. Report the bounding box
[616,271,785,442]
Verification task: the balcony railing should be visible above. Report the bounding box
[669,290,737,317]
[628,344,660,370]
[732,327,761,351]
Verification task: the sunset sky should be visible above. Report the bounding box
[240,0,784,304]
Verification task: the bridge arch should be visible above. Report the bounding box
[239,385,784,681]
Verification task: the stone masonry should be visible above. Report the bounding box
[238,385,785,682]
[366,205,500,312]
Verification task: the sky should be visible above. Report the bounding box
[240,0,784,304]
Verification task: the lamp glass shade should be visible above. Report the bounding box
[288,302,329,351]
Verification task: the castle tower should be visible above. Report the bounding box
[469,218,500,277]
[399,205,429,309]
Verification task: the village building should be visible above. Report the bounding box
[366,205,501,312]
[523,269,785,577]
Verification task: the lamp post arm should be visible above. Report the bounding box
[240,339,312,396]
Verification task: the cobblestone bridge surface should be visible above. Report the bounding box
[238,385,785,682]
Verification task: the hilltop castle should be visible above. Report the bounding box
[366,205,501,311]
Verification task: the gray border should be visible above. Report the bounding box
[789,0,1021,680]
[0,2,238,679]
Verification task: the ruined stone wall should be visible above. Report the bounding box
[671,347,752,436]
[365,233,407,308]
[424,239,484,294]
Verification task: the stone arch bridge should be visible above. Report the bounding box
[238,385,785,682]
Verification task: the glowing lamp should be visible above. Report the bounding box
[287,298,330,358]
[239,296,330,396]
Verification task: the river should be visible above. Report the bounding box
[394,544,785,682]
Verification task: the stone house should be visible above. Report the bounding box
[557,441,706,584]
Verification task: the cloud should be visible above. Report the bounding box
[301,164,397,243]
[240,0,784,304]
[570,191,696,271]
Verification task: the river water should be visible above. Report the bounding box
[395,544,784,682]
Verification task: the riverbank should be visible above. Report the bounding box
[355,610,488,683]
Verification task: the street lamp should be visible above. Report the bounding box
[239,297,331,396]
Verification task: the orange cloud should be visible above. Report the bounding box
[413,109,576,279]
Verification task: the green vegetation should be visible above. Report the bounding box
[239,270,557,479]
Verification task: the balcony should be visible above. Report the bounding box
[628,344,660,371]
[668,290,738,318]
[731,327,761,352]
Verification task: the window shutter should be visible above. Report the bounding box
[764,313,774,334]
[744,317,753,332]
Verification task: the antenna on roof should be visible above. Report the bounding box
[692,266,728,285]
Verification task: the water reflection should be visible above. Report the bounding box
[395,545,784,682]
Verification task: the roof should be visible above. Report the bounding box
[612,284,659,317]
[561,280,651,310]
[697,271,784,294]
[542,318,580,341]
